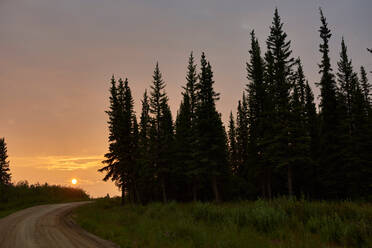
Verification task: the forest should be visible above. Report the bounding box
[98,8,372,204]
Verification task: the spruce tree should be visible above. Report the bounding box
[99,76,137,204]
[158,98,174,202]
[236,94,249,178]
[337,38,357,134]
[186,52,198,119]
[317,9,345,198]
[304,82,320,196]
[194,52,228,202]
[149,62,172,202]
[287,60,311,196]
[228,112,238,174]
[99,76,123,202]
[0,138,11,202]
[138,90,153,203]
[0,138,11,185]
[174,92,192,200]
[266,8,295,196]
[246,30,266,197]
[360,66,370,106]
[182,52,200,201]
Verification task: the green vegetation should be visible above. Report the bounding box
[74,198,372,248]
[0,181,89,218]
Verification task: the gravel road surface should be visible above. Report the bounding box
[0,202,119,248]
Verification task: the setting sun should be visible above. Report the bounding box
[71,178,77,185]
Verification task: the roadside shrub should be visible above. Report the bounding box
[250,200,287,233]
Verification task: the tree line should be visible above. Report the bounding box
[99,8,372,204]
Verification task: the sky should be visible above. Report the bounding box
[0,0,371,197]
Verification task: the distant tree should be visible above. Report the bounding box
[194,52,228,202]
[0,138,11,186]
[368,48,372,53]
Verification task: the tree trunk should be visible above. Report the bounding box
[261,175,266,199]
[134,180,141,204]
[267,168,272,199]
[211,175,220,203]
[192,180,198,202]
[121,187,126,205]
[161,177,167,203]
[288,165,293,197]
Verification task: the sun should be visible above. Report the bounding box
[71,178,77,185]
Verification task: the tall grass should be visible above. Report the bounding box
[74,198,372,248]
[0,181,89,218]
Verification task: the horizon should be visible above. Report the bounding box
[1,0,371,197]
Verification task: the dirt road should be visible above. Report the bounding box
[0,202,119,248]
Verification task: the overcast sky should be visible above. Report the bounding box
[0,0,371,197]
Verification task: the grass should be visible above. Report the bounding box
[73,197,372,248]
[0,181,90,218]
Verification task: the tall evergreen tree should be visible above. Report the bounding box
[0,138,11,202]
[0,138,11,186]
[174,92,193,201]
[316,9,346,198]
[99,76,137,204]
[246,30,266,198]
[228,112,238,174]
[337,38,358,134]
[99,76,123,202]
[266,8,295,196]
[194,52,228,202]
[360,66,370,106]
[138,90,153,203]
[149,63,172,202]
[186,52,198,119]
[158,98,174,203]
[182,52,200,201]
[287,60,311,196]
[235,94,249,180]
[304,82,320,196]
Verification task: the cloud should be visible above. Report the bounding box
[12,155,103,171]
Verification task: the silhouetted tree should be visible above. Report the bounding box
[304,81,320,196]
[266,8,295,196]
[246,30,267,198]
[194,52,228,202]
[360,66,370,106]
[99,76,137,204]
[228,112,238,174]
[0,138,11,186]
[316,9,345,198]
[149,63,173,202]
[138,90,153,203]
